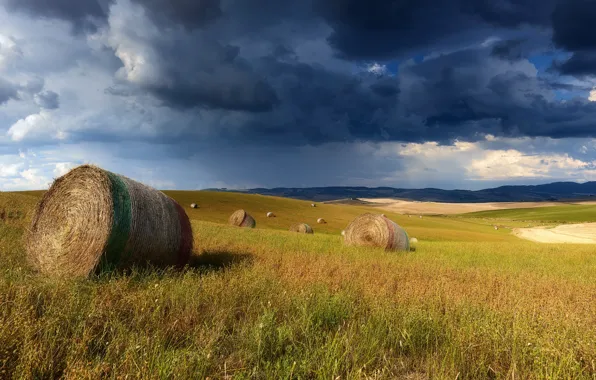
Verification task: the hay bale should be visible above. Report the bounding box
[410,237,418,244]
[25,165,193,277]
[289,223,314,234]
[341,230,345,236]
[344,213,409,251]
[190,203,198,209]
[266,212,276,218]
[229,209,256,228]
[311,203,316,207]
[381,213,386,217]
[317,218,327,224]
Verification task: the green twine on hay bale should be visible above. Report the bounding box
[26,165,193,277]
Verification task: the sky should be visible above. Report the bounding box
[2,0,596,191]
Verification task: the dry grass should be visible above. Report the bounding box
[1,190,595,378]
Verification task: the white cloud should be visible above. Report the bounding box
[0,34,22,70]
[7,110,67,142]
[589,88,596,102]
[366,63,390,76]
[0,162,23,177]
[53,162,75,177]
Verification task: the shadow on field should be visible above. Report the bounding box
[188,251,253,271]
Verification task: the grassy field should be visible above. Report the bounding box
[1,191,595,379]
[462,204,596,224]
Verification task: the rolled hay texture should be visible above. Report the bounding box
[289,223,314,234]
[317,218,327,224]
[26,165,193,277]
[266,212,276,218]
[344,213,409,252]
[229,209,256,228]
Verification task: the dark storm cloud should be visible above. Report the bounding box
[317,0,473,59]
[460,0,555,28]
[130,0,221,29]
[553,52,596,77]
[0,77,18,104]
[551,0,596,76]
[0,0,109,32]
[9,0,596,147]
[34,90,60,109]
[491,39,525,60]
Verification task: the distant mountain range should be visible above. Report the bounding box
[205,182,596,203]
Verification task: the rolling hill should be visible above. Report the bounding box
[210,181,596,203]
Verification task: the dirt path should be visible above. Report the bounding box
[513,223,596,244]
[360,198,564,215]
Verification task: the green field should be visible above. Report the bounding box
[463,204,596,223]
[1,191,595,379]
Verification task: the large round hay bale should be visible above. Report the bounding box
[344,213,409,251]
[317,218,326,224]
[26,165,193,277]
[289,223,313,234]
[229,209,256,228]
[266,212,275,218]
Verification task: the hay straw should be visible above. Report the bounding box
[344,213,409,251]
[229,209,256,228]
[317,218,326,224]
[289,223,314,234]
[26,165,193,277]
[266,212,275,218]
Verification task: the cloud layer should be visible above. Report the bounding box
[2,0,596,189]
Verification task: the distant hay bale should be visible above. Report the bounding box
[410,237,418,244]
[289,223,314,234]
[341,230,345,236]
[344,213,410,251]
[317,218,327,224]
[229,209,256,228]
[311,203,316,207]
[25,165,193,277]
[419,215,423,219]
[494,226,499,230]
[190,203,198,209]
[266,212,276,218]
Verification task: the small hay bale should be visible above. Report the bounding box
[25,165,193,277]
[289,223,314,234]
[311,203,316,207]
[344,213,410,251]
[266,212,276,218]
[419,215,423,219]
[229,209,256,228]
[317,218,327,224]
[341,230,345,236]
[410,237,418,244]
[494,226,499,230]
[190,203,198,209]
